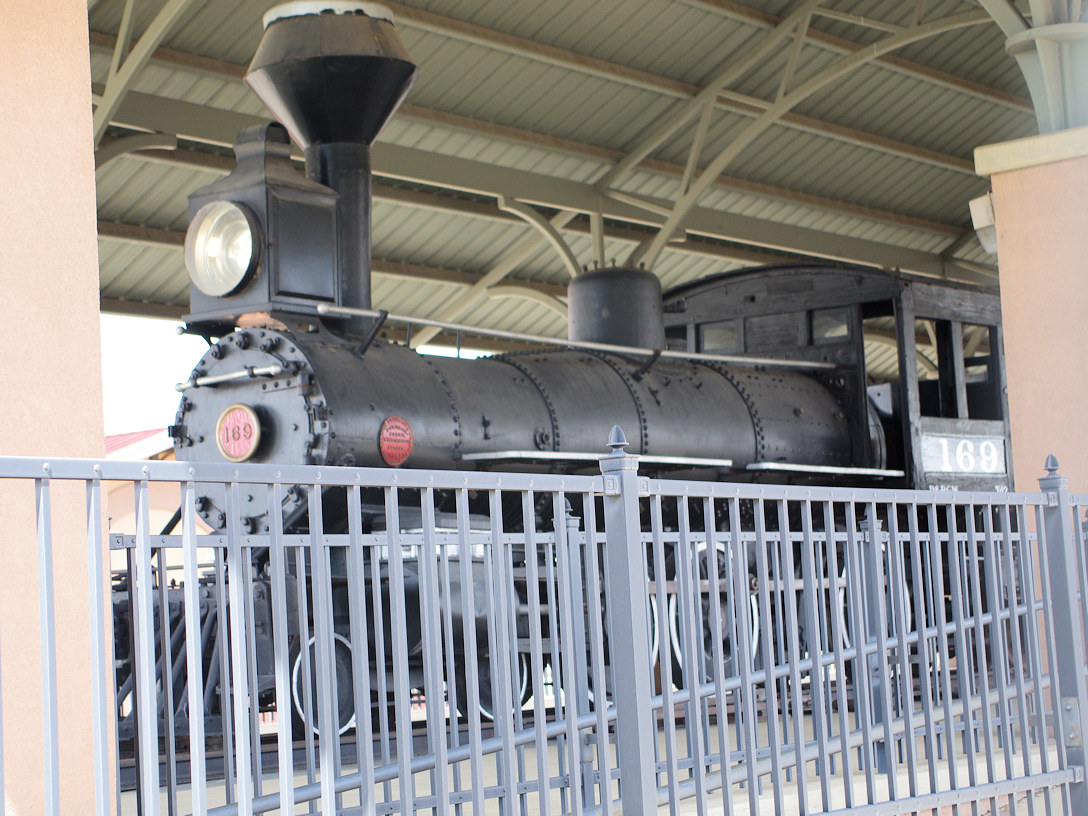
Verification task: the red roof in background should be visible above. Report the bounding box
[105,428,167,456]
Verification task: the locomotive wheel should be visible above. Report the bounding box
[290,633,357,738]
[455,651,530,722]
[667,542,759,689]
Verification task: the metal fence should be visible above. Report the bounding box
[1,436,1087,815]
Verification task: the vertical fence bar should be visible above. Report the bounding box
[225,481,254,815]
[542,497,567,813]
[777,502,807,812]
[345,485,375,813]
[488,486,518,815]
[676,496,708,813]
[981,505,1016,789]
[905,501,939,799]
[455,487,486,812]
[132,474,161,816]
[703,496,735,816]
[862,504,896,786]
[308,483,342,816]
[212,545,235,807]
[367,534,391,802]
[843,501,876,803]
[798,500,830,812]
[86,471,111,816]
[582,490,615,816]
[1038,457,1088,813]
[553,494,585,816]
[438,495,465,814]
[384,485,416,813]
[294,537,318,811]
[241,545,262,803]
[417,487,450,814]
[886,505,918,799]
[598,427,658,814]
[155,546,179,816]
[521,489,550,814]
[729,496,760,814]
[562,499,594,812]
[964,504,998,808]
[182,478,209,816]
[267,481,294,816]
[35,472,60,816]
[754,498,785,811]
[823,502,854,810]
[651,495,680,813]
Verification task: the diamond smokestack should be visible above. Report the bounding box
[246,2,418,330]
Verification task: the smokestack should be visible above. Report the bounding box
[246,2,418,333]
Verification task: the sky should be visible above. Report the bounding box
[99,314,210,436]
[99,313,487,437]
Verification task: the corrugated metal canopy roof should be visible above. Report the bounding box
[89,0,1033,347]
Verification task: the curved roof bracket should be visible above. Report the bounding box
[486,285,569,319]
[409,210,579,347]
[498,195,582,279]
[95,132,178,169]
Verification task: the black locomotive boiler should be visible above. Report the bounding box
[114,0,1014,740]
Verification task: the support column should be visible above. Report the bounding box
[0,1,105,814]
[975,2,1088,490]
[976,128,1088,491]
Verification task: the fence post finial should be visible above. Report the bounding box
[607,424,628,453]
[1045,453,1061,475]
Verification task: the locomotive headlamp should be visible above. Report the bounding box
[185,201,261,297]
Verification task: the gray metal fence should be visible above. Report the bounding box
[1,437,1087,815]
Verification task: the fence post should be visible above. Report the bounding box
[1038,455,1088,813]
[599,426,658,814]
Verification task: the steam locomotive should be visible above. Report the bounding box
[114,1,1012,740]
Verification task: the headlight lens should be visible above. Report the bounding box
[185,201,260,296]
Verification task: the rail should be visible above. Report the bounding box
[1,436,1087,814]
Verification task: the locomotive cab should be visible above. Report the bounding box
[661,264,1011,491]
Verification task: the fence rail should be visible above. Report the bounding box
[1,439,1087,814]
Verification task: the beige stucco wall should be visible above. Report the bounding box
[0,0,105,813]
[988,153,1088,493]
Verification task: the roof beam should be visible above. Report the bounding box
[105,148,802,268]
[89,27,979,178]
[129,98,964,237]
[108,93,970,275]
[676,0,1034,113]
[96,220,569,297]
[372,141,961,277]
[383,2,1030,116]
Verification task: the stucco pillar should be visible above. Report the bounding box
[976,3,1088,487]
[975,129,1088,491]
[0,1,105,814]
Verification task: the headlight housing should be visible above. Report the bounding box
[185,201,261,296]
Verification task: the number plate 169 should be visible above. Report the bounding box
[921,434,1006,475]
